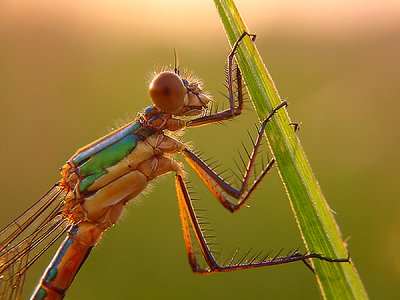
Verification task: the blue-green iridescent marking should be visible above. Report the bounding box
[72,121,142,165]
[44,226,78,283]
[31,287,47,300]
[78,134,139,177]
[78,171,107,193]
[71,116,156,193]
[144,105,157,115]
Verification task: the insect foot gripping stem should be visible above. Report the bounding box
[175,173,350,274]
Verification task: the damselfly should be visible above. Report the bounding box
[0,32,348,300]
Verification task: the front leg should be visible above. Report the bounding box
[186,32,256,128]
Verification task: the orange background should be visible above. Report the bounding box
[0,1,399,299]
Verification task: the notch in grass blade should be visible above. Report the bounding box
[214,0,368,299]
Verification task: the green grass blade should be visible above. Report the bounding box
[214,1,368,299]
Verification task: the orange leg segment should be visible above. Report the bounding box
[182,101,287,212]
[175,175,349,274]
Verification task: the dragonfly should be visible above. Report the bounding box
[0,32,349,300]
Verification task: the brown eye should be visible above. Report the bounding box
[149,71,186,113]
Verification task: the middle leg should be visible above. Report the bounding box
[181,101,287,212]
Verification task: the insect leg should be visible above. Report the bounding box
[186,32,256,127]
[182,101,287,212]
[175,175,349,273]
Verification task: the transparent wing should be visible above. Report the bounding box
[0,184,70,300]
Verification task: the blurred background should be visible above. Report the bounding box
[0,0,399,299]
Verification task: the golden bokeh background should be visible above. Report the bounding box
[0,0,399,299]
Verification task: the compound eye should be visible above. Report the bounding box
[149,71,186,113]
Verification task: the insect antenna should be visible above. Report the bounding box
[173,47,180,75]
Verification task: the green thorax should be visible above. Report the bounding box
[70,119,155,193]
